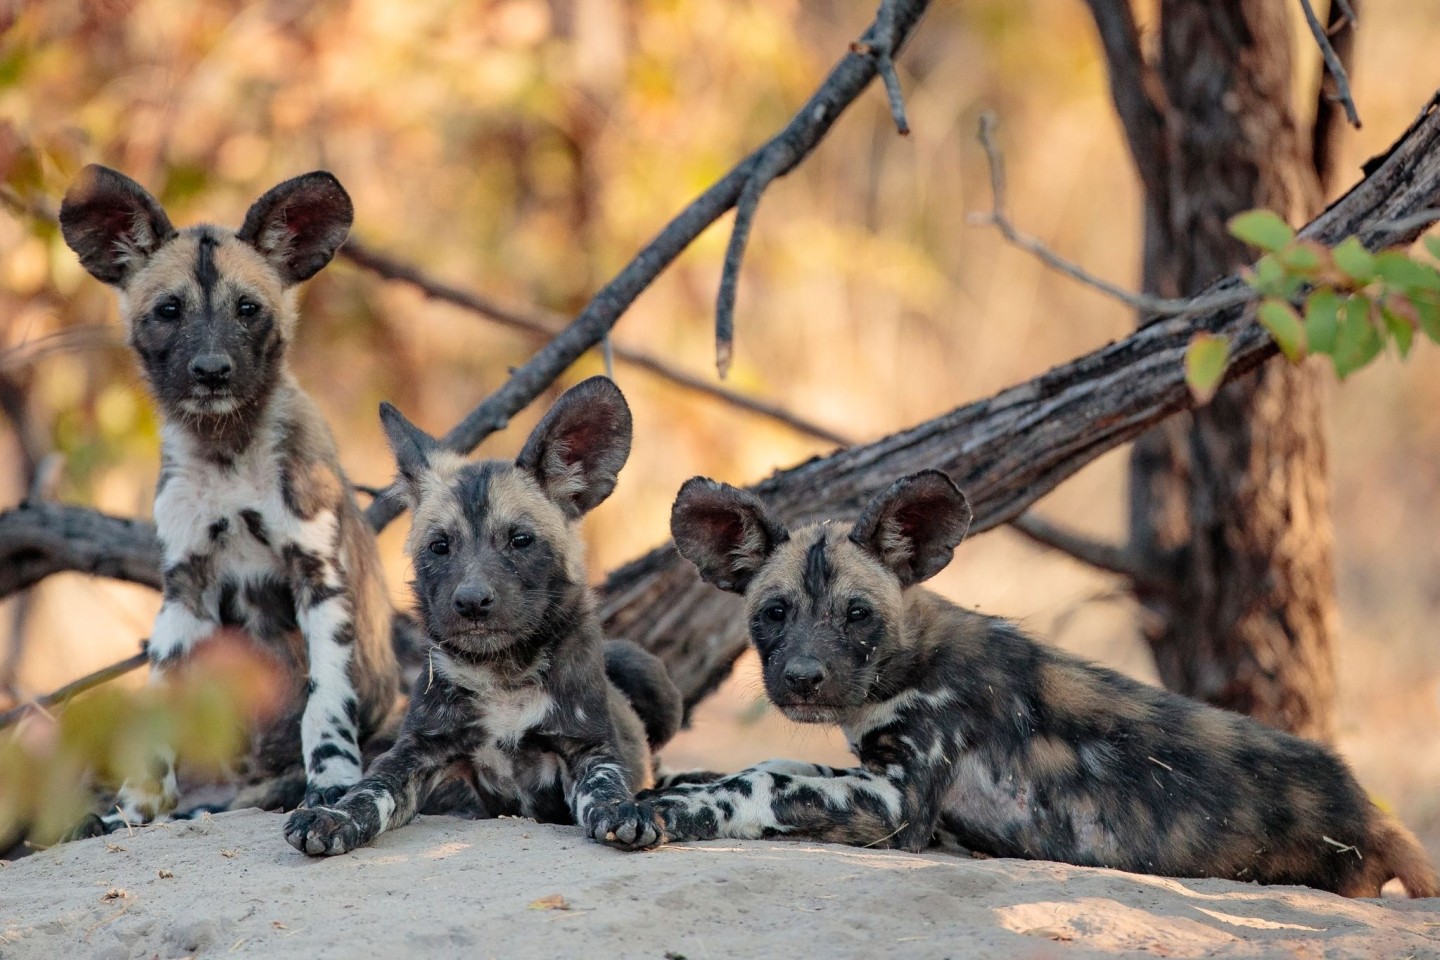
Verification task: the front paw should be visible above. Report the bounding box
[284,806,362,856]
[587,800,665,851]
[61,813,112,843]
[301,784,349,810]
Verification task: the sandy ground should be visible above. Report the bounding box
[1,810,1437,960]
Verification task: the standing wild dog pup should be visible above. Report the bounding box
[284,377,682,855]
[60,166,399,833]
[648,471,1438,897]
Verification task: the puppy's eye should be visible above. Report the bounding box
[428,537,450,556]
[763,603,787,623]
[156,298,182,321]
[847,603,872,624]
[509,531,534,549]
[236,298,260,318]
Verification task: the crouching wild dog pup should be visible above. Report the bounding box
[59,166,399,833]
[284,377,682,855]
[649,471,1438,897]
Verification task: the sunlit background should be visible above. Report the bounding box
[3,0,1439,855]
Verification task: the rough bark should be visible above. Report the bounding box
[1115,0,1337,740]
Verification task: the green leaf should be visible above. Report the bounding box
[1375,251,1440,293]
[1304,290,1340,354]
[1278,244,1322,273]
[1412,292,1440,344]
[1184,333,1229,404]
[1425,236,1440,262]
[1228,210,1294,253]
[1258,298,1306,361]
[1333,295,1383,379]
[1332,237,1377,284]
[1381,302,1415,358]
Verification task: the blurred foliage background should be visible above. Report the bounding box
[2,0,1439,855]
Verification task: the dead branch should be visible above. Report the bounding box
[1080,0,1169,204]
[361,0,931,532]
[1008,514,1167,594]
[714,0,927,378]
[0,501,161,598]
[971,113,1253,318]
[338,240,847,446]
[1311,0,1361,193]
[1299,0,1360,130]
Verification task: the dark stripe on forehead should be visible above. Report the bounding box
[194,227,220,305]
[803,534,833,604]
[456,461,500,528]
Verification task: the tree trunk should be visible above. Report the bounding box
[1127,0,1337,740]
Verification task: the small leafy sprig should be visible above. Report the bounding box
[1183,210,1440,402]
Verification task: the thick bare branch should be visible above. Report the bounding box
[0,501,162,598]
[337,240,848,445]
[1299,0,1360,130]
[362,0,932,532]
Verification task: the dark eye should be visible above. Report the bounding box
[237,298,260,318]
[847,603,872,624]
[763,602,787,623]
[428,537,450,556]
[156,298,182,321]
[509,531,534,549]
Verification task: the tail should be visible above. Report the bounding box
[1365,811,1439,898]
[603,640,684,751]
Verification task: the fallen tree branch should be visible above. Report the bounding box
[338,240,848,446]
[1299,0,1360,130]
[361,0,931,532]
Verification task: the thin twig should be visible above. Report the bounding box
[716,0,922,377]
[1299,0,1361,130]
[1312,0,1361,193]
[0,649,148,729]
[1009,513,1167,594]
[971,113,1253,318]
[338,239,849,446]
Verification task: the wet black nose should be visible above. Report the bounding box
[189,353,233,387]
[453,584,494,621]
[783,656,826,696]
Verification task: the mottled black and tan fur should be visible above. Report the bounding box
[59,166,400,832]
[647,470,1438,898]
[284,377,681,856]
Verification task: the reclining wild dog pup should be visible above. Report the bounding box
[283,377,682,855]
[647,470,1438,898]
[59,166,400,833]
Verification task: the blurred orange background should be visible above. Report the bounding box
[2,0,1438,856]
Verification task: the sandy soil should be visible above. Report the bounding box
[2,810,1437,960]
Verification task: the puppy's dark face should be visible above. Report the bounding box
[743,527,903,723]
[59,165,353,423]
[670,471,973,724]
[407,460,582,655]
[381,376,633,657]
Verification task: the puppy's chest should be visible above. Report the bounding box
[462,681,567,795]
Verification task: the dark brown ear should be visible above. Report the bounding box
[378,401,439,504]
[670,477,788,594]
[236,171,353,285]
[516,376,632,518]
[59,165,176,286]
[848,471,972,587]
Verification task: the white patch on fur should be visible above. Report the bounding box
[367,789,397,829]
[300,595,358,787]
[149,602,219,661]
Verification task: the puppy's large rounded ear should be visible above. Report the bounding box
[848,471,972,587]
[516,376,632,519]
[670,477,788,594]
[237,171,353,285]
[379,401,439,503]
[59,165,176,286]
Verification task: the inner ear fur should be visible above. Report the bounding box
[848,470,972,587]
[515,376,632,518]
[670,477,789,594]
[59,164,177,286]
[237,171,354,285]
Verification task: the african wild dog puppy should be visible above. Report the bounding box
[646,470,1439,897]
[59,166,399,833]
[283,377,682,855]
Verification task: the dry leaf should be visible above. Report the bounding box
[157,869,174,879]
[528,894,571,911]
[100,888,128,902]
